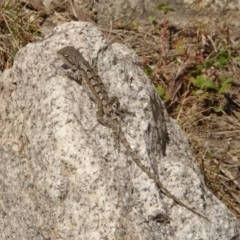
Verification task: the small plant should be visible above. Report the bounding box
[217,76,232,94]
[148,3,175,59]
[156,86,170,101]
[148,15,157,27]
[187,45,233,114]
[203,48,230,69]
[156,3,175,15]
[172,38,186,55]
[189,75,232,93]
[144,65,153,75]
[189,76,216,91]
[192,48,231,77]
[156,4,175,58]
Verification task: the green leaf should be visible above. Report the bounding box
[218,77,232,94]
[203,48,230,70]
[203,60,214,69]
[190,76,216,90]
[156,86,164,96]
[214,106,223,113]
[233,56,240,62]
[208,152,215,158]
[131,21,138,30]
[173,38,185,55]
[156,3,175,14]
[144,66,153,75]
[156,86,170,101]
[191,90,198,96]
[148,15,156,23]
[216,55,229,69]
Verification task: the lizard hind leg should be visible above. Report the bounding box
[108,96,135,119]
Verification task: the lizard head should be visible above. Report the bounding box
[57,46,91,72]
[57,46,80,69]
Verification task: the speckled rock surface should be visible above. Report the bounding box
[0,21,240,239]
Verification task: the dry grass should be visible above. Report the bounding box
[0,0,44,69]
[0,0,74,70]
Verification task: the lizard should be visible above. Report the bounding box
[57,46,209,221]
